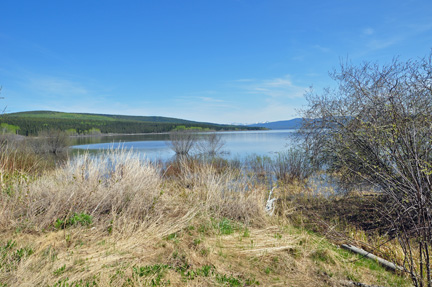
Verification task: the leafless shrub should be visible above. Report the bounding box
[195,132,226,157]
[301,52,432,286]
[36,129,70,155]
[273,149,313,183]
[168,130,197,156]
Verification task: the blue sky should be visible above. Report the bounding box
[1,0,431,124]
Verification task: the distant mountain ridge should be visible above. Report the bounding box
[247,118,303,129]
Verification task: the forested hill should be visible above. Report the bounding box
[0,111,262,136]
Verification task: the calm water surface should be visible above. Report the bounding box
[70,130,301,162]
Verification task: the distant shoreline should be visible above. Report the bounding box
[67,128,269,138]
[67,132,169,138]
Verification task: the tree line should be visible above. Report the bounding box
[0,116,257,136]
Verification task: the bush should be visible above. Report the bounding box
[195,132,226,157]
[273,149,313,183]
[301,53,432,286]
[36,129,70,155]
[168,130,197,156]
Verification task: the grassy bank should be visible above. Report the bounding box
[0,148,412,286]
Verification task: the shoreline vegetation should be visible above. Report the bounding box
[0,133,412,286]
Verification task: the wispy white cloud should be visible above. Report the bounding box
[185,74,307,124]
[241,75,307,99]
[366,37,401,51]
[359,19,431,55]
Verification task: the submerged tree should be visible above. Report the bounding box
[195,132,226,157]
[301,53,432,286]
[168,130,197,156]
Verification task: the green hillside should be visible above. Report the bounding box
[1,111,260,136]
[9,111,209,124]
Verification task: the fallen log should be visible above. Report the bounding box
[341,244,403,272]
[340,280,387,287]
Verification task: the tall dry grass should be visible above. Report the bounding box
[168,156,268,226]
[0,148,269,234]
[0,136,54,175]
[0,148,160,232]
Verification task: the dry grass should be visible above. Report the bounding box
[0,140,52,175]
[0,149,413,286]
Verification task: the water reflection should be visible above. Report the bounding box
[70,130,300,162]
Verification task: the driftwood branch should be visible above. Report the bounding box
[340,280,388,287]
[341,244,403,272]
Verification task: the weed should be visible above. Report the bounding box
[0,240,33,272]
[242,227,250,238]
[133,264,171,286]
[165,233,178,242]
[54,213,93,229]
[53,264,66,276]
[192,238,201,246]
[198,223,210,234]
[218,218,233,235]
[14,246,33,262]
[200,248,210,256]
[197,265,213,277]
[215,274,242,286]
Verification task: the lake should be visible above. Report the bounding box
[70,129,301,162]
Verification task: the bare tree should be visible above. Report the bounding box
[37,129,70,155]
[168,130,197,156]
[301,53,432,286]
[195,132,226,157]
